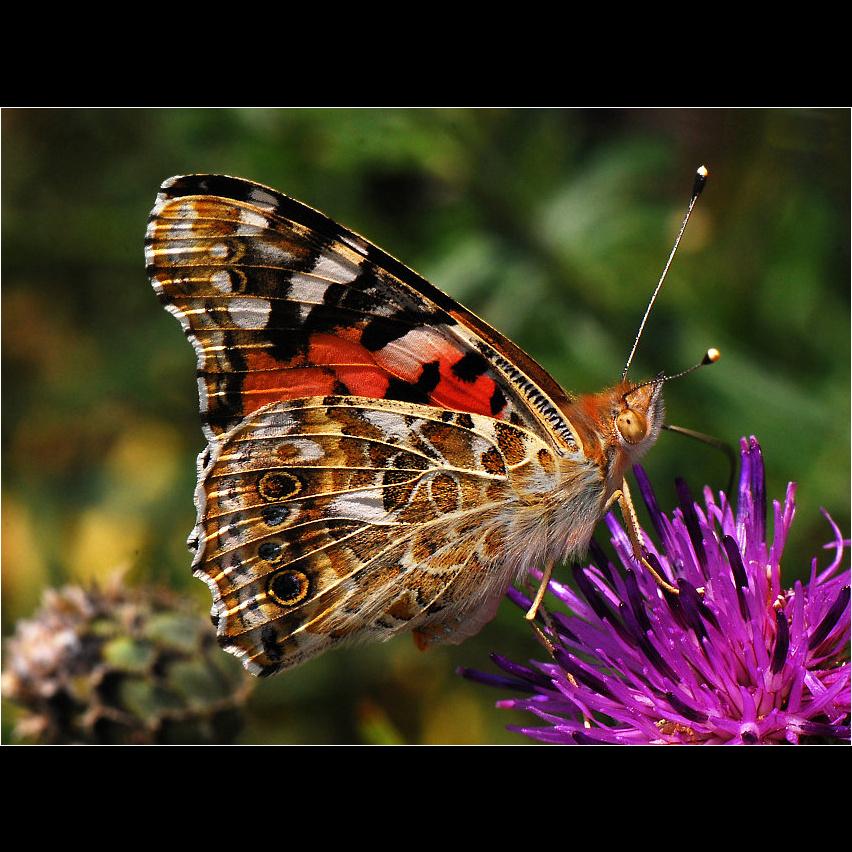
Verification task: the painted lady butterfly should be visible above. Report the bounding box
[146,171,708,677]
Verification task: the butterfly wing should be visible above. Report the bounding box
[146,174,601,675]
[196,394,562,675]
[145,174,580,452]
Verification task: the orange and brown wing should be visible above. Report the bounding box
[145,174,578,451]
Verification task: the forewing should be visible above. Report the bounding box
[145,174,578,450]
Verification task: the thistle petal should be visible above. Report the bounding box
[461,437,851,744]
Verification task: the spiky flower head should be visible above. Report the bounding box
[462,437,850,744]
[2,577,254,744]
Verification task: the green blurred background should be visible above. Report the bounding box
[2,107,849,744]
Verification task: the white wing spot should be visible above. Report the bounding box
[328,490,389,524]
[247,188,280,211]
[286,272,331,306]
[211,270,234,293]
[238,208,272,229]
[230,297,271,329]
[312,254,361,285]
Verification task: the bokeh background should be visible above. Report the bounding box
[2,107,849,744]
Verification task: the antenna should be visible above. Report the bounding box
[622,165,708,380]
[624,347,720,400]
[621,345,734,492]
[662,422,737,493]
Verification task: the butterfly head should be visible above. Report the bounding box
[616,375,665,470]
[622,376,665,454]
[567,375,665,501]
[616,375,665,450]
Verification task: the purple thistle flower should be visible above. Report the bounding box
[461,437,851,744]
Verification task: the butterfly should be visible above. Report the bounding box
[146,171,708,677]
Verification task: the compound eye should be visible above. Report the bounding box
[616,408,648,444]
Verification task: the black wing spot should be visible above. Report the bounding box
[415,360,441,394]
[489,385,507,416]
[451,351,489,383]
[383,376,432,405]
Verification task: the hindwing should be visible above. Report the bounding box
[193,395,561,675]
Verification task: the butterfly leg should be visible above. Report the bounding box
[524,562,555,621]
[526,613,594,729]
[616,478,679,595]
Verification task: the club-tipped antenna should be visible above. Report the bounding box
[622,165,708,380]
[663,346,720,383]
[624,347,720,400]
[623,346,734,492]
